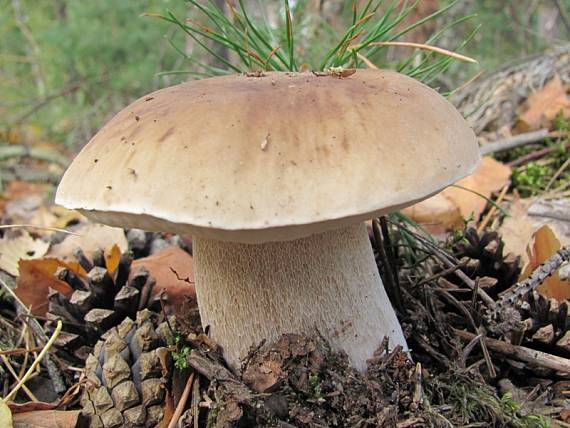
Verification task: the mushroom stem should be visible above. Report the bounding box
[193,223,407,372]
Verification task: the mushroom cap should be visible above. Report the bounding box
[56,69,479,243]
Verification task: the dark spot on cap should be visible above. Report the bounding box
[106,185,112,190]
[135,115,141,121]
[94,159,99,163]
[145,97,155,101]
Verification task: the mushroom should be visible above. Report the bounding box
[56,69,479,371]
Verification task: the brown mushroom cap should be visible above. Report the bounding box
[56,69,479,243]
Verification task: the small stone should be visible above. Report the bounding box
[111,380,139,412]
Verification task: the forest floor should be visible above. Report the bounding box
[0,48,568,427]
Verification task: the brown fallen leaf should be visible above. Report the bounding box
[12,410,82,428]
[15,259,84,316]
[104,244,121,275]
[403,157,511,233]
[499,198,570,270]
[131,246,195,314]
[515,74,570,132]
[521,225,570,301]
[0,181,48,218]
[0,232,50,276]
[48,223,127,262]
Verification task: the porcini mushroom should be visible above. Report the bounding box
[56,69,479,371]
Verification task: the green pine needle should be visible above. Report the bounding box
[148,0,478,78]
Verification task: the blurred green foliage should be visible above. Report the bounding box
[0,0,186,147]
[0,0,567,148]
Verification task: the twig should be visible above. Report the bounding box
[373,219,403,313]
[476,182,510,234]
[545,156,570,191]
[0,224,79,235]
[356,52,378,69]
[352,41,478,63]
[0,347,38,402]
[168,372,195,428]
[454,328,570,373]
[508,141,570,167]
[0,277,66,394]
[488,245,570,320]
[3,320,62,402]
[0,146,68,168]
[398,227,496,308]
[416,259,467,287]
[479,129,550,155]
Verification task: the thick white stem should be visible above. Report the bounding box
[193,223,407,372]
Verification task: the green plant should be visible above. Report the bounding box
[171,332,191,369]
[513,162,550,193]
[151,0,478,82]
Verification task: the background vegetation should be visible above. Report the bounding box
[1,0,568,149]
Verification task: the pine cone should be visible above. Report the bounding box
[81,309,174,427]
[452,227,521,296]
[49,247,165,363]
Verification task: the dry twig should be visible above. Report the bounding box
[454,328,570,373]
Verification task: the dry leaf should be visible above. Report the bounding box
[131,246,195,314]
[28,206,85,238]
[0,232,50,276]
[400,193,462,234]
[515,74,570,132]
[521,225,570,301]
[48,206,85,229]
[15,259,80,316]
[105,244,121,274]
[0,401,13,428]
[500,198,570,273]
[48,223,127,262]
[403,157,511,233]
[12,410,81,428]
